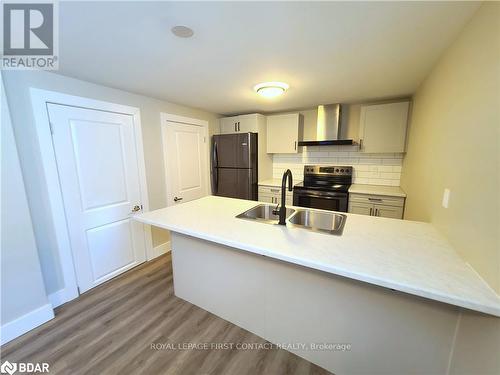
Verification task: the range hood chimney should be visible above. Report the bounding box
[298,104,354,147]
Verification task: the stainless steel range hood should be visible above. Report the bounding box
[298,104,354,146]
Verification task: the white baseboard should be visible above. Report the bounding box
[150,241,171,260]
[48,285,79,309]
[0,304,54,345]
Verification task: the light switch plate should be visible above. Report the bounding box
[442,188,451,208]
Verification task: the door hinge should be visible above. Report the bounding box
[49,122,54,135]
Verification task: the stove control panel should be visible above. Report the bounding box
[304,165,353,176]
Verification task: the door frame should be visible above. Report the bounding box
[160,112,210,207]
[30,88,152,307]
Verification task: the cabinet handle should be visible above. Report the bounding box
[375,208,379,216]
[238,122,240,131]
[294,141,297,150]
[368,197,383,202]
[270,189,279,193]
[359,139,363,150]
[369,207,373,216]
[234,123,237,132]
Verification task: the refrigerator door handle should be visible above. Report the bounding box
[213,140,218,168]
[213,168,218,194]
[212,140,218,194]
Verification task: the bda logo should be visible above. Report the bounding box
[0,361,17,375]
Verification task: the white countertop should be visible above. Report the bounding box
[259,178,302,187]
[349,184,407,197]
[135,196,500,317]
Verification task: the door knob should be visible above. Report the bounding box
[174,197,183,202]
[131,205,141,213]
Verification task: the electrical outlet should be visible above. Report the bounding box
[442,188,451,208]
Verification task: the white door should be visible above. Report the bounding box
[48,104,146,293]
[163,121,209,205]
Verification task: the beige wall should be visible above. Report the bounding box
[2,70,219,294]
[400,3,500,294]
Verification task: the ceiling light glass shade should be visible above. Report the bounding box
[254,82,289,98]
[171,25,194,38]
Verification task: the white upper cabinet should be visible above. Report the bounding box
[220,116,239,134]
[237,114,260,133]
[219,114,260,134]
[359,101,410,153]
[267,113,300,153]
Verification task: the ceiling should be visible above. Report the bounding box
[58,1,480,115]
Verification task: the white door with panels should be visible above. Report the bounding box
[163,121,208,205]
[47,104,147,293]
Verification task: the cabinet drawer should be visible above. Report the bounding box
[258,186,282,195]
[349,193,404,207]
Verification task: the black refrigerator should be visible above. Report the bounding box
[211,133,258,200]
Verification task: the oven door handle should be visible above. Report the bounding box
[301,196,343,200]
[295,191,347,199]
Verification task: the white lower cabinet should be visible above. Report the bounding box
[349,193,405,219]
[348,202,373,216]
[258,185,292,205]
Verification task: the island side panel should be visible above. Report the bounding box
[170,232,460,375]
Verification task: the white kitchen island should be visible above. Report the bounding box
[134,196,500,375]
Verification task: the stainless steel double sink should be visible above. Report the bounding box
[236,204,347,235]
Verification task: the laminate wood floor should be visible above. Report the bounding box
[1,253,332,375]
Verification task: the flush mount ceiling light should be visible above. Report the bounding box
[254,82,289,98]
[171,25,194,38]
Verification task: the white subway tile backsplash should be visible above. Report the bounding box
[380,172,400,179]
[355,177,369,184]
[272,149,404,186]
[382,158,403,166]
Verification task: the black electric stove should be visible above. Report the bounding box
[293,165,352,212]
